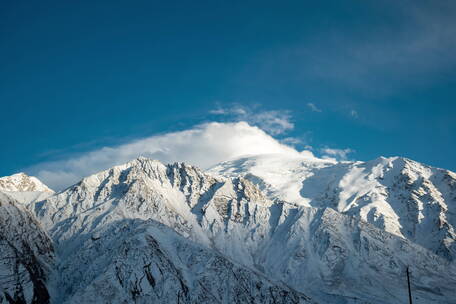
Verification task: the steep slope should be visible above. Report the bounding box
[54,218,310,304]
[209,154,456,261]
[34,157,456,304]
[0,192,54,304]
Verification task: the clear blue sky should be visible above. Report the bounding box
[1,0,455,178]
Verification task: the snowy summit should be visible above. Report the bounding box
[0,172,54,192]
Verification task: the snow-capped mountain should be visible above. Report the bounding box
[209,154,456,261]
[0,192,54,304]
[17,157,455,303]
[0,173,54,193]
[31,158,312,304]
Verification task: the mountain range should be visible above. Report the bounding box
[1,154,455,303]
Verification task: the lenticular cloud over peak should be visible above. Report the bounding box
[29,121,316,190]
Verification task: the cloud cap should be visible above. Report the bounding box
[29,122,314,191]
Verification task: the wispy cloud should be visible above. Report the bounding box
[321,148,354,161]
[307,103,322,112]
[350,110,358,118]
[210,105,294,135]
[280,137,302,146]
[209,106,247,116]
[28,122,309,191]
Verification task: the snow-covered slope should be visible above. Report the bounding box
[0,173,54,193]
[209,154,456,261]
[0,192,54,304]
[33,158,313,304]
[53,217,310,304]
[31,157,456,303]
[5,191,54,206]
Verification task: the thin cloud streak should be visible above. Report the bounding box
[307,103,322,112]
[210,105,294,135]
[321,148,354,161]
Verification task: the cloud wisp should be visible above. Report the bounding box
[321,148,354,161]
[307,103,322,112]
[29,122,314,191]
[210,105,294,135]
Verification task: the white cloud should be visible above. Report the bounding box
[249,111,294,135]
[307,103,322,112]
[280,137,302,146]
[209,108,227,115]
[321,148,354,161]
[210,105,247,116]
[210,105,294,135]
[29,122,310,191]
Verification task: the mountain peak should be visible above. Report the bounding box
[0,172,53,192]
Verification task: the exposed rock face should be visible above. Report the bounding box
[0,192,54,304]
[30,157,456,304]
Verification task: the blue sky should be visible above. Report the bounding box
[1,0,455,188]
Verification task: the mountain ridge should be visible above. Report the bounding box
[209,154,456,261]
[1,155,456,303]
